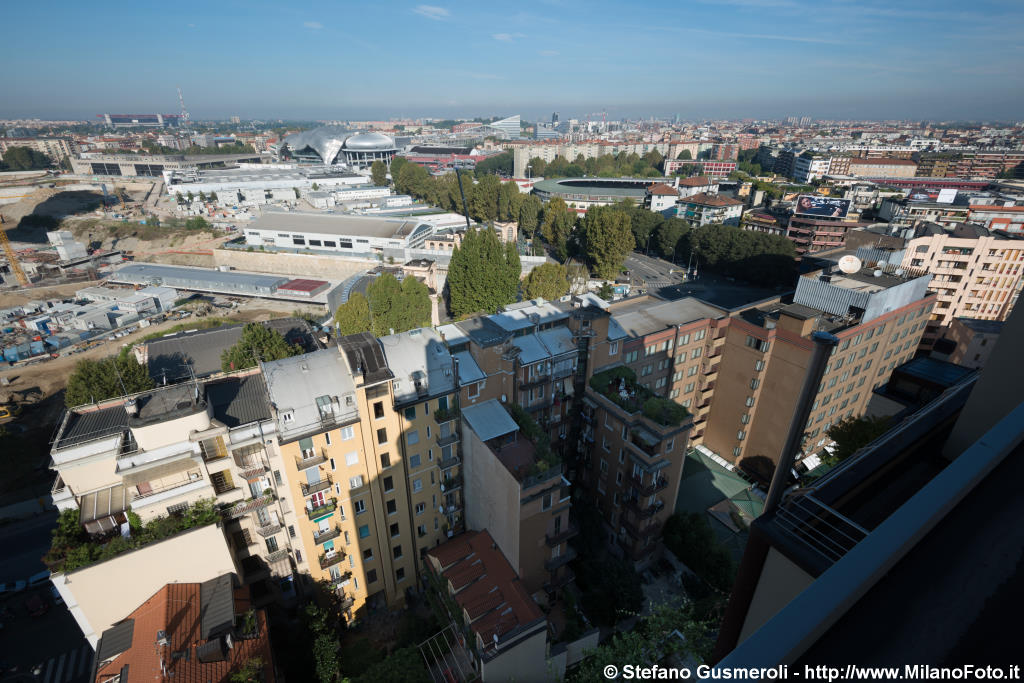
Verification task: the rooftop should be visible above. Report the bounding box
[427,530,544,652]
[166,165,362,185]
[678,176,716,187]
[378,328,455,405]
[685,192,744,207]
[94,576,273,682]
[956,317,1005,335]
[205,374,272,428]
[249,209,424,239]
[338,332,393,386]
[611,296,727,338]
[262,348,358,443]
[461,400,519,443]
[112,263,289,291]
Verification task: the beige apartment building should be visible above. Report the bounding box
[0,136,77,162]
[262,331,458,620]
[901,222,1024,349]
[49,370,300,604]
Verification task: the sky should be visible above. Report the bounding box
[2,0,1023,122]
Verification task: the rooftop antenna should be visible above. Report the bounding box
[177,86,192,135]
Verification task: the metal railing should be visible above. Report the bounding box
[772,493,869,565]
[301,477,332,497]
[306,499,337,520]
[545,547,577,571]
[313,526,341,544]
[296,453,327,471]
[545,524,579,547]
[319,551,346,569]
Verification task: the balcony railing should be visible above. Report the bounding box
[256,522,282,538]
[545,547,577,571]
[296,452,327,471]
[622,518,663,539]
[543,568,575,594]
[435,431,460,448]
[441,475,463,492]
[631,475,669,497]
[629,433,660,457]
[439,454,461,470]
[433,406,460,424]
[221,494,274,520]
[319,550,346,570]
[301,476,332,497]
[306,499,337,520]
[330,570,353,586]
[314,526,341,544]
[626,497,666,520]
[266,549,290,564]
[545,524,579,547]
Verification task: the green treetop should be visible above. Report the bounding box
[65,354,155,407]
[580,205,635,279]
[522,263,570,301]
[221,323,303,372]
[447,227,521,317]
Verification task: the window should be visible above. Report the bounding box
[655,377,667,389]
[380,452,391,468]
[618,449,625,464]
[273,470,283,486]
[388,522,400,538]
[393,545,403,559]
[404,406,416,420]
[468,382,481,399]
[682,398,692,408]
[367,569,378,583]
[542,493,552,510]
[396,567,406,582]
[377,428,387,444]
[625,350,638,363]
[324,432,332,446]
[409,454,421,469]
[406,429,419,446]
[737,430,746,441]
[750,378,760,390]
[615,471,623,484]
[688,366,698,377]
[349,475,364,489]
[733,447,742,458]
[358,525,370,539]
[362,547,374,561]
[672,371,683,382]
[265,536,279,553]
[382,476,394,492]
[412,478,423,492]
[415,502,425,515]
[694,330,706,341]
[354,499,366,515]
[609,341,619,355]
[754,360,765,372]
[740,414,749,424]
[600,460,609,474]
[373,401,385,419]
[329,458,336,470]
[670,389,680,399]
[341,426,354,440]
[685,382,695,393]
[384,500,396,516]
[745,397,755,407]
[678,333,690,345]
[691,347,702,359]
[641,364,653,376]
[345,451,359,466]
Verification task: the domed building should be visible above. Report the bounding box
[281,126,397,169]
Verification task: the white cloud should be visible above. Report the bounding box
[304,21,323,29]
[493,32,526,42]
[539,49,560,56]
[413,5,449,20]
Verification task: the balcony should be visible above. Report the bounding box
[545,524,579,546]
[441,474,463,492]
[266,548,290,564]
[339,595,355,611]
[306,498,337,520]
[631,475,669,496]
[222,494,274,520]
[622,518,663,539]
[296,452,327,471]
[330,570,353,586]
[314,526,341,544]
[520,372,551,390]
[629,432,661,458]
[435,430,460,448]
[301,476,333,497]
[544,568,575,594]
[319,550,346,570]
[433,406,460,425]
[256,522,282,538]
[545,547,577,571]
[626,496,666,520]
[439,453,461,470]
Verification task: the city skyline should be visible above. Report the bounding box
[3,0,1023,121]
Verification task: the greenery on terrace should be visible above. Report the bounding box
[46,499,221,573]
[588,367,689,427]
[506,403,561,476]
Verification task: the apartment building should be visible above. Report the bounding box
[49,371,299,603]
[967,203,1024,233]
[786,217,870,255]
[0,136,77,162]
[262,331,459,620]
[793,153,831,183]
[714,304,1023,666]
[877,196,971,228]
[848,157,918,178]
[461,400,575,596]
[936,318,1003,369]
[900,222,1024,349]
[677,192,744,226]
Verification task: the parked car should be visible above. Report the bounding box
[0,580,26,594]
[28,570,50,588]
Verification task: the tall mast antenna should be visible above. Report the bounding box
[177,86,192,134]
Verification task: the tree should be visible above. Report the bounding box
[230,658,265,683]
[654,217,689,260]
[473,151,513,176]
[468,174,501,223]
[0,146,52,171]
[825,415,891,466]
[447,227,520,317]
[517,194,543,238]
[662,513,736,592]
[221,323,302,372]
[389,156,408,185]
[365,272,431,336]
[677,149,692,160]
[497,180,520,222]
[353,647,430,683]
[540,196,575,261]
[597,281,615,301]
[580,205,635,279]
[370,160,388,187]
[522,263,569,301]
[65,355,155,407]
[185,216,210,230]
[334,292,372,336]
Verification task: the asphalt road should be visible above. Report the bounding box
[0,511,57,584]
[625,251,786,309]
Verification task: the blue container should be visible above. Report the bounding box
[29,340,46,356]
[45,335,62,348]
[3,347,18,361]
[15,343,31,359]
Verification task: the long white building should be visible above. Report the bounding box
[163,165,368,205]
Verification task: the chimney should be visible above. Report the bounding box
[125,398,138,417]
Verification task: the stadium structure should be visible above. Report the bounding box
[280,126,398,169]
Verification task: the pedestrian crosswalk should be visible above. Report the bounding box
[38,643,93,683]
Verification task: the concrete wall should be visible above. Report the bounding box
[481,626,550,683]
[212,248,375,280]
[737,546,815,646]
[52,523,237,648]
[462,420,521,571]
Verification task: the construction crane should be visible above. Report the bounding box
[0,213,29,287]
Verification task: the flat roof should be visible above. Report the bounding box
[262,348,358,441]
[113,263,288,290]
[462,399,519,443]
[612,297,727,338]
[248,210,422,239]
[513,334,548,365]
[956,318,1004,335]
[168,166,362,184]
[338,332,393,385]
[206,374,271,428]
[453,350,486,385]
[378,328,455,404]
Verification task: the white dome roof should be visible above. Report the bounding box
[343,132,396,151]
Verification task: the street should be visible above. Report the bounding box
[623,252,685,290]
[624,252,785,309]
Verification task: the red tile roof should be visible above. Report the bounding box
[677,176,716,187]
[427,530,544,646]
[849,158,917,166]
[969,205,1024,212]
[95,581,274,683]
[647,183,678,196]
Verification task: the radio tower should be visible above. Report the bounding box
[177,86,192,135]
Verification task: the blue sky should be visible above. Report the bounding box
[2,0,1022,121]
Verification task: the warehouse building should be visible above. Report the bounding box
[70,152,263,177]
[242,210,438,255]
[163,165,367,204]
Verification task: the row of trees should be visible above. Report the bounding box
[0,146,54,171]
[447,227,521,317]
[334,272,432,337]
[527,149,665,179]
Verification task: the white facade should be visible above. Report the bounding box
[794,155,832,183]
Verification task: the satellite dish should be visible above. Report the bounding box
[895,268,905,276]
[873,269,883,277]
[838,255,862,274]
